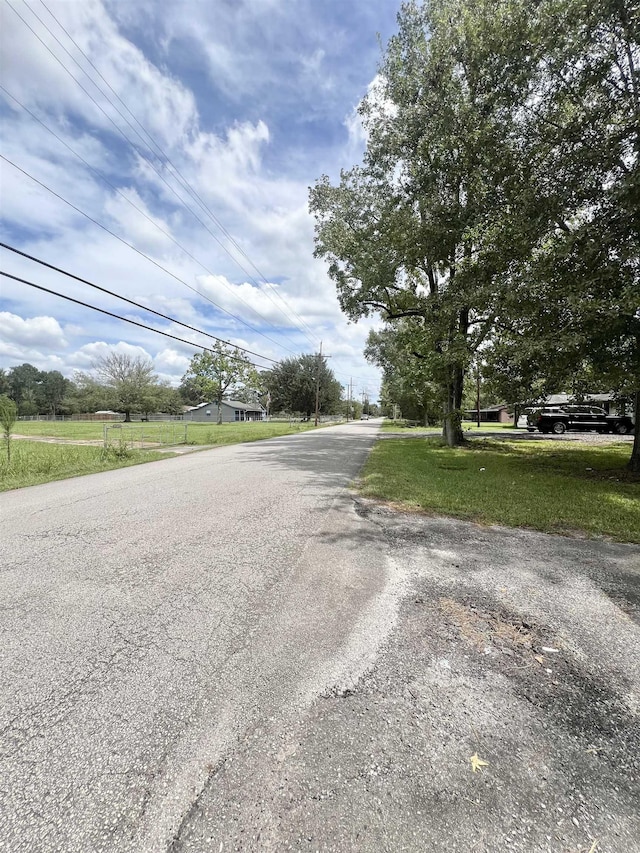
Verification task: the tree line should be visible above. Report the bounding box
[310,0,639,469]
[0,344,355,422]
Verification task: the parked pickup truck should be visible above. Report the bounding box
[526,405,634,435]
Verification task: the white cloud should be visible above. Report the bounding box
[0,312,67,349]
[70,340,153,371]
[154,347,190,375]
[0,0,386,401]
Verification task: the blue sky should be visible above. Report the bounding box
[0,0,402,401]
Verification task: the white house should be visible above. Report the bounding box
[183,399,265,423]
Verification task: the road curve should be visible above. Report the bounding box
[0,420,387,853]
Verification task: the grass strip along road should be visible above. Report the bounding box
[0,442,171,492]
[359,437,639,543]
[1,421,322,491]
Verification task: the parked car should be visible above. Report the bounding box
[526,405,634,435]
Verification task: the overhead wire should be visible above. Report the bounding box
[0,242,278,363]
[7,0,319,348]
[0,85,305,358]
[0,271,275,371]
[1,2,379,394]
[0,154,295,356]
[35,0,320,346]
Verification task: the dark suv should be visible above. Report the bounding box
[526,405,634,435]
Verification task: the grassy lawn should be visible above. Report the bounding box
[359,437,640,543]
[0,442,170,492]
[183,420,320,445]
[382,420,517,433]
[13,419,321,445]
[2,420,326,491]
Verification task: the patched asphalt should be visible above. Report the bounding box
[1,421,638,852]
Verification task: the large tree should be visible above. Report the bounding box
[7,363,42,415]
[485,0,640,468]
[182,343,260,424]
[312,0,639,467]
[311,0,540,445]
[93,353,157,422]
[39,370,71,417]
[265,354,343,419]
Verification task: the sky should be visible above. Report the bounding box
[0,0,403,404]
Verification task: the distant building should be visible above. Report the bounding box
[183,399,265,423]
[464,403,511,424]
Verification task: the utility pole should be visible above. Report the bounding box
[314,341,322,427]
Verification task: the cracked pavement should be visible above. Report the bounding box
[1,420,639,852]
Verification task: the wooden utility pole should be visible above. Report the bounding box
[314,341,322,427]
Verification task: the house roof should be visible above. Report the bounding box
[187,399,265,412]
[464,403,509,413]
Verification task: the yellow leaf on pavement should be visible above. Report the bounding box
[469,753,489,773]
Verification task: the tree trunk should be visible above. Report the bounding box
[442,366,465,447]
[628,390,640,473]
[124,410,131,423]
[217,397,222,425]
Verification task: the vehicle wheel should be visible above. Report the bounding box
[551,421,567,434]
[616,423,629,435]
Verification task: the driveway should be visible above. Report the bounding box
[1,420,638,852]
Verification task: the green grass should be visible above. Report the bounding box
[13,420,112,440]
[2,420,326,490]
[182,420,320,445]
[359,437,640,542]
[13,419,321,444]
[0,441,170,491]
[382,420,516,432]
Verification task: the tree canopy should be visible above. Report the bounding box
[91,353,158,422]
[181,343,260,424]
[265,354,343,419]
[311,0,639,467]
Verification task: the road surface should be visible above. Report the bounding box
[1,421,388,852]
[2,420,639,852]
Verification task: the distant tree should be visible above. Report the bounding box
[93,353,157,422]
[156,385,184,416]
[0,395,17,463]
[39,370,71,417]
[139,384,183,418]
[182,343,260,424]
[365,325,443,426]
[8,363,42,413]
[0,369,10,396]
[178,375,204,407]
[67,373,113,414]
[266,354,342,419]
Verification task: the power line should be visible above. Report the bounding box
[6,0,319,348]
[0,153,298,356]
[0,242,278,363]
[0,84,308,354]
[0,270,275,371]
[35,0,320,346]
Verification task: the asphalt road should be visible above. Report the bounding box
[1,420,387,852]
[2,421,639,853]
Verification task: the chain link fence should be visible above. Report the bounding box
[103,422,188,450]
